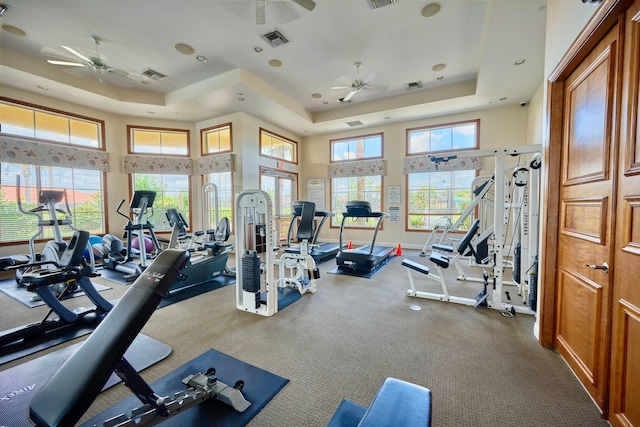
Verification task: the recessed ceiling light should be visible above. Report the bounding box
[384,116,390,120]
[499,97,508,101]
[269,59,283,67]
[436,75,444,80]
[432,63,446,72]
[254,46,263,53]
[514,59,525,65]
[2,24,26,36]
[323,101,329,104]
[148,111,156,114]
[196,55,207,62]
[311,93,322,98]
[174,43,195,55]
[421,2,442,18]
[238,97,245,101]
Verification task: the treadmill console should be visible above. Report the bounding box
[345,201,372,217]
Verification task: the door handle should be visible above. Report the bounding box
[586,262,609,274]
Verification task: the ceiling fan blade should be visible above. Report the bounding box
[330,86,351,90]
[342,90,358,102]
[61,45,92,63]
[292,0,316,11]
[47,60,86,67]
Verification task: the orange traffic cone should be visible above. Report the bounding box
[395,244,403,256]
[347,240,353,249]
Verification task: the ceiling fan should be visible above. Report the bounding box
[42,36,143,84]
[256,0,316,25]
[331,62,389,103]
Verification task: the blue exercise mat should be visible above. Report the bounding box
[327,258,391,279]
[158,275,235,309]
[82,348,289,427]
[277,286,302,310]
[0,334,171,427]
[0,278,110,308]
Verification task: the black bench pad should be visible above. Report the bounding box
[429,252,450,269]
[29,249,190,427]
[402,259,430,275]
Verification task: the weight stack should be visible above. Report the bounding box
[528,256,538,312]
[242,250,262,309]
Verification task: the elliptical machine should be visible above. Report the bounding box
[8,176,95,297]
[92,191,162,281]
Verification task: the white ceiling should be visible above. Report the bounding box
[0,0,547,136]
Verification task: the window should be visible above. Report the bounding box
[260,128,297,164]
[330,133,383,228]
[0,98,103,148]
[202,123,232,154]
[406,120,479,231]
[129,126,189,156]
[204,172,233,231]
[130,174,190,231]
[128,126,191,232]
[0,99,106,243]
[1,163,105,243]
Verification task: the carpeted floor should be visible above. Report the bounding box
[0,250,606,426]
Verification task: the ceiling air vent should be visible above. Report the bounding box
[346,120,363,127]
[404,81,423,90]
[142,69,167,80]
[367,0,398,10]
[261,30,290,47]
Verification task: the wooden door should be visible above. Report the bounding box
[554,24,620,411]
[609,2,640,425]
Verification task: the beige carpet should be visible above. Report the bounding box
[0,250,606,426]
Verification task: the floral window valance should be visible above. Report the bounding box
[124,155,193,175]
[404,154,481,174]
[197,153,234,174]
[328,159,386,178]
[0,135,110,172]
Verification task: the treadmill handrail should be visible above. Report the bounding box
[339,212,387,257]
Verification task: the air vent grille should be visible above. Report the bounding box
[142,69,167,80]
[261,30,290,47]
[346,120,363,127]
[367,0,398,10]
[404,81,423,90]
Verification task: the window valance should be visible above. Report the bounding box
[404,154,481,174]
[0,135,110,172]
[328,159,386,178]
[124,155,193,175]
[197,153,234,174]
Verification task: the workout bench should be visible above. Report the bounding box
[403,219,489,308]
[327,377,432,426]
[29,249,250,427]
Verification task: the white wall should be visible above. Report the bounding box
[300,104,530,249]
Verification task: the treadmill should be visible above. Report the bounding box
[285,201,341,263]
[335,201,394,273]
